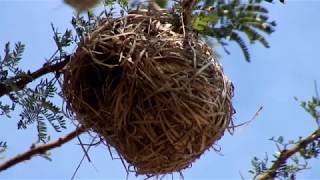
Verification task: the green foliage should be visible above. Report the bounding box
[295,96,320,127]
[65,0,278,62]
[16,79,66,143]
[0,26,73,143]
[249,87,320,179]
[51,24,73,58]
[249,136,310,179]
[0,42,25,79]
[298,137,320,159]
[0,141,7,160]
[0,42,26,117]
[262,0,285,3]
[249,155,269,178]
[192,0,277,61]
[0,101,12,117]
[276,162,305,180]
[193,14,218,31]
[2,42,25,68]
[116,0,129,10]
[71,13,100,41]
[155,0,168,8]
[294,81,320,126]
[40,151,53,161]
[0,141,7,153]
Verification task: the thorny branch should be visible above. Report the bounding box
[0,126,86,172]
[0,56,70,97]
[258,128,320,180]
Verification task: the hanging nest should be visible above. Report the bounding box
[63,13,235,176]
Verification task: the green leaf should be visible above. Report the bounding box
[12,42,25,64]
[195,0,276,62]
[277,136,284,144]
[264,0,285,3]
[155,0,167,8]
[16,78,65,142]
[193,14,218,31]
[240,25,270,47]
[117,0,128,9]
[40,151,52,161]
[241,5,269,13]
[230,32,251,62]
[3,42,12,63]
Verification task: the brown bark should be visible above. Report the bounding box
[258,128,320,180]
[182,0,197,30]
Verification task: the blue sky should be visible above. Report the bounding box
[1,0,320,179]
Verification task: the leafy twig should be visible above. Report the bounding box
[0,56,70,97]
[258,128,320,180]
[0,126,85,172]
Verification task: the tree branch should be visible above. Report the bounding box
[182,0,196,31]
[0,126,85,172]
[258,128,320,180]
[0,56,70,97]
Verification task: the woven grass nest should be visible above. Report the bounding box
[63,13,235,176]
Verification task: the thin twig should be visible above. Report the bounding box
[0,126,86,172]
[258,128,320,180]
[233,106,263,129]
[71,135,97,180]
[77,136,92,162]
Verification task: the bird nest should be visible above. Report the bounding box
[63,13,235,176]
